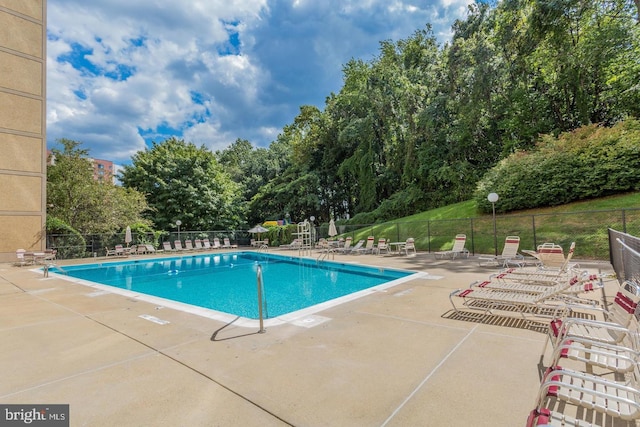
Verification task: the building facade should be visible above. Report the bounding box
[91,158,115,183]
[0,0,47,262]
[48,151,117,183]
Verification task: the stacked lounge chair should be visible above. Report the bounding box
[449,242,613,319]
[527,279,640,426]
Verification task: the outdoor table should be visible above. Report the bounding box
[253,240,267,247]
[388,242,406,255]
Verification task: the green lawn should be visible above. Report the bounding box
[332,192,640,260]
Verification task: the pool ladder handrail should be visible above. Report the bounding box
[256,264,266,333]
[317,248,335,262]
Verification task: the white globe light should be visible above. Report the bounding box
[487,193,499,203]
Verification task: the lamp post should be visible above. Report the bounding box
[487,193,499,255]
[176,220,182,241]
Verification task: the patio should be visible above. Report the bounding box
[0,250,620,426]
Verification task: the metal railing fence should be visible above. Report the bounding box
[47,207,640,261]
[319,207,640,261]
[609,228,640,284]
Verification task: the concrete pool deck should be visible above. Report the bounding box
[0,250,623,426]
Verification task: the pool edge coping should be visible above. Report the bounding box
[40,253,441,328]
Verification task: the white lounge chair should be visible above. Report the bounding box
[492,244,583,285]
[162,241,175,252]
[478,236,524,267]
[316,238,329,250]
[354,236,375,254]
[134,245,147,255]
[470,272,609,296]
[340,239,364,254]
[174,240,187,251]
[222,238,237,249]
[104,245,128,257]
[335,237,353,254]
[15,249,30,266]
[403,237,416,256]
[449,279,580,318]
[434,234,469,259]
[212,238,222,249]
[115,244,129,257]
[44,249,57,261]
[521,243,568,270]
[184,239,195,251]
[548,334,640,374]
[375,238,388,255]
[541,280,640,356]
[530,364,640,424]
[280,239,301,250]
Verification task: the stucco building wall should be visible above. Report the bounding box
[0,0,47,262]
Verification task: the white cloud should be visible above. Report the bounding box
[46,0,472,163]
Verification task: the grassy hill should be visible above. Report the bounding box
[335,192,640,260]
[401,192,640,222]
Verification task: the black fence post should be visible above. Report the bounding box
[470,218,475,255]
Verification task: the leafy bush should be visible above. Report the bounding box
[128,222,164,247]
[475,119,640,213]
[46,216,87,259]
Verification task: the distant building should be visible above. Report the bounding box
[91,158,115,183]
[47,150,117,184]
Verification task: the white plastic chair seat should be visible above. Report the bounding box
[540,367,640,420]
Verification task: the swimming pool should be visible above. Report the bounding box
[49,252,419,325]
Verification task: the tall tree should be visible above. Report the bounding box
[120,138,243,231]
[47,139,149,234]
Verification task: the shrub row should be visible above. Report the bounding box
[474,119,640,213]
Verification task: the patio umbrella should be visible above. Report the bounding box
[248,225,269,240]
[125,226,132,247]
[328,219,338,237]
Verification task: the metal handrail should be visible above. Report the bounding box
[256,264,265,333]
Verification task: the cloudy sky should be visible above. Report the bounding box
[47,0,473,164]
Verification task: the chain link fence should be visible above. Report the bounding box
[47,208,640,261]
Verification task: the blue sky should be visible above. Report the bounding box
[47,0,473,164]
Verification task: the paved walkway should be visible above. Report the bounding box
[0,250,619,426]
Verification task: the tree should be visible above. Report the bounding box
[120,137,243,231]
[217,138,287,218]
[47,139,150,234]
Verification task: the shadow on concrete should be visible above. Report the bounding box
[210,316,264,341]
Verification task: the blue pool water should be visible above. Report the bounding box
[50,252,413,319]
